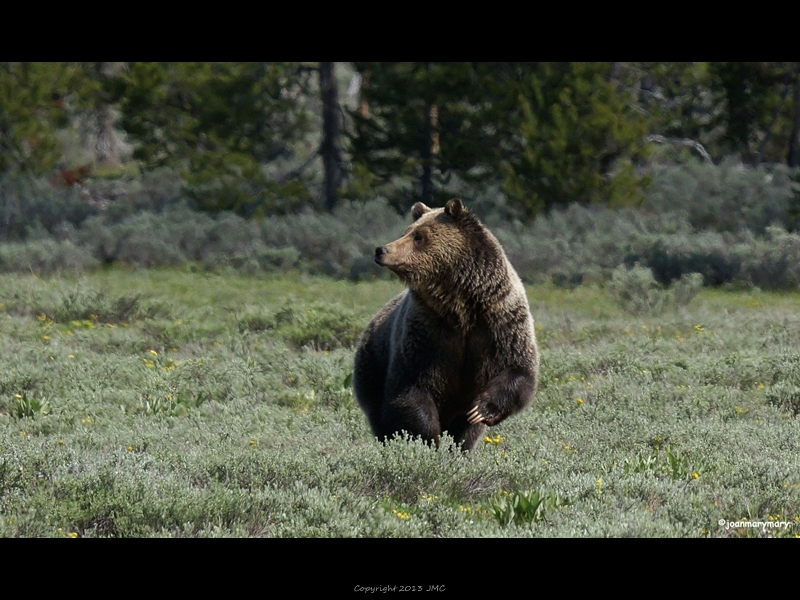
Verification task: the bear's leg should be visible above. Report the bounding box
[446,416,486,452]
[353,341,388,439]
[459,422,487,452]
[381,388,442,445]
[353,377,384,439]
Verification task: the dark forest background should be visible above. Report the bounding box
[2,62,799,288]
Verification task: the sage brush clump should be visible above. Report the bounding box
[609,265,703,315]
[239,302,362,351]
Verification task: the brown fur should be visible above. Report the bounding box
[353,198,538,451]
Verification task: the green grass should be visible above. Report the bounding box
[1,268,799,537]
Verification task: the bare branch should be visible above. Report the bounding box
[277,149,320,183]
[645,134,713,163]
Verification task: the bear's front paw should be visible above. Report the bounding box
[467,395,504,426]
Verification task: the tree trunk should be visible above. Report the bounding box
[421,102,433,205]
[420,63,438,206]
[94,103,121,167]
[319,62,342,212]
[789,66,800,167]
[79,62,129,169]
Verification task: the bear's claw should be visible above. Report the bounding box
[467,406,485,425]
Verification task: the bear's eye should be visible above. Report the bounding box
[413,233,424,244]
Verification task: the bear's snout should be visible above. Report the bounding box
[375,246,387,264]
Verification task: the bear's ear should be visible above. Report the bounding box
[411,202,431,221]
[444,198,465,219]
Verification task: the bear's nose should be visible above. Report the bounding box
[375,246,386,258]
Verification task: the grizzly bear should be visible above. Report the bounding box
[353,198,538,451]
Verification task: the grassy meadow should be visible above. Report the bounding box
[1,268,799,537]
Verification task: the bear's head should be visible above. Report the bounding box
[375,198,516,327]
[374,198,468,278]
[374,197,506,294]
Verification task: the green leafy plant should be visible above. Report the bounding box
[622,452,659,475]
[488,489,567,526]
[9,392,51,419]
[663,446,705,481]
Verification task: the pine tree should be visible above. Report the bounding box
[117,62,313,214]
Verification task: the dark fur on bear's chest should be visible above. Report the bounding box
[354,286,534,451]
[390,311,493,422]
